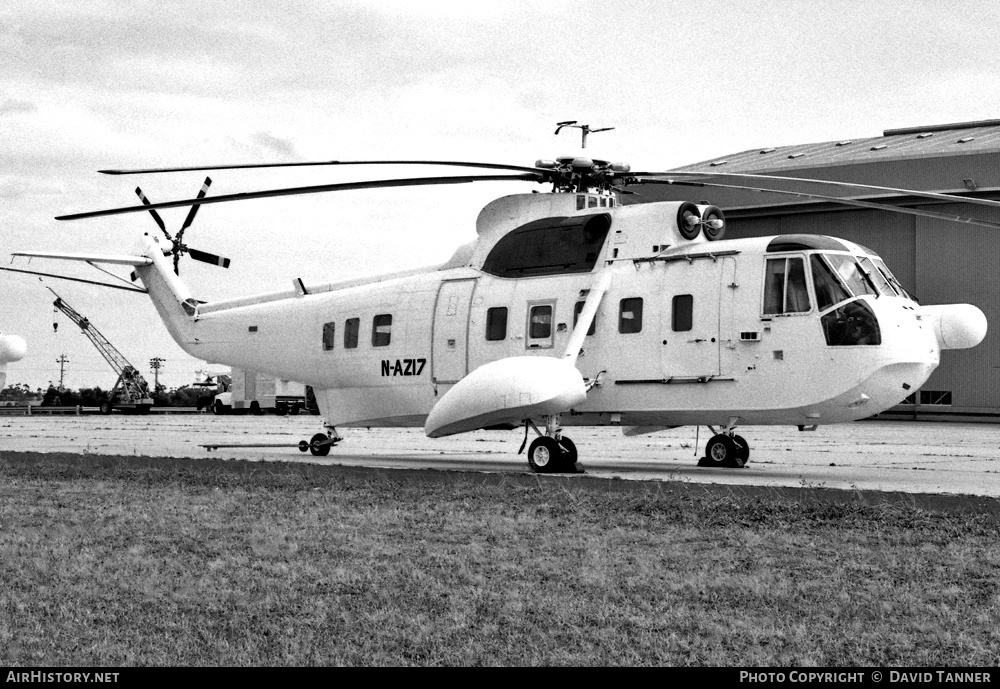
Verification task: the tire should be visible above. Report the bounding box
[249,401,263,416]
[309,433,331,457]
[558,437,578,465]
[704,434,743,468]
[213,400,227,416]
[275,403,288,417]
[527,436,562,473]
[99,401,113,415]
[733,435,750,464]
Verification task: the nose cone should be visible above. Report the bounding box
[0,334,27,363]
[922,304,988,350]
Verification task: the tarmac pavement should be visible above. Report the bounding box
[2,414,999,497]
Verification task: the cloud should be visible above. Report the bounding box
[0,99,36,116]
[252,132,296,157]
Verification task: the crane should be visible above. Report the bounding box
[49,288,154,414]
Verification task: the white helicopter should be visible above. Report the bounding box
[10,125,991,472]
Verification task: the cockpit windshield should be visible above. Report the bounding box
[871,257,914,301]
[823,254,878,298]
[807,252,915,310]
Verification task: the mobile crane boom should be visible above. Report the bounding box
[50,289,153,413]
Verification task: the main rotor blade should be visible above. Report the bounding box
[98,160,546,176]
[188,248,231,269]
[639,179,1000,231]
[632,169,1000,210]
[56,173,544,221]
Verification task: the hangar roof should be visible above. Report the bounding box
[672,119,1000,173]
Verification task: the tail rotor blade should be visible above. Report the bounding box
[135,187,170,239]
[188,248,231,269]
[179,177,213,234]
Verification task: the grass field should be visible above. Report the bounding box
[0,451,998,666]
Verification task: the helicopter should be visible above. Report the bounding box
[9,125,991,472]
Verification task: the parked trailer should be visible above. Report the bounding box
[211,368,309,415]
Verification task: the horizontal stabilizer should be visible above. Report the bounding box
[425,356,587,438]
[11,250,153,267]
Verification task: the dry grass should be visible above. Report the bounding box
[0,452,998,666]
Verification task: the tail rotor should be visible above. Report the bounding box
[134,177,231,275]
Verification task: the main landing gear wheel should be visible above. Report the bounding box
[558,437,578,466]
[701,434,745,469]
[527,436,577,474]
[733,434,750,464]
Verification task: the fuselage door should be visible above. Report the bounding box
[660,259,726,378]
[432,278,478,384]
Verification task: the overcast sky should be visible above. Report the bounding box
[3,1,999,390]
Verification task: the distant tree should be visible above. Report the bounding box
[0,383,36,402]
[168,385,202,407]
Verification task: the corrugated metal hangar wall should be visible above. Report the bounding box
[629,119,1000,419]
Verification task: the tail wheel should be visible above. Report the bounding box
[309,433,331,457]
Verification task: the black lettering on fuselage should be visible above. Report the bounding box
[380,358,427,377]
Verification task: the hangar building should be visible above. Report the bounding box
[632,119,1000,419]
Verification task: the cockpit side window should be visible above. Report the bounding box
[764,256,811,315]
[810,255,851,311]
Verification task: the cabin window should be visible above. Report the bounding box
[810,255,851,311]
[527,303,555,349]
[764,257,811,315]
[573,301,597,336]
[619,298,643,334]
[372,314,392,347]
[486,307,508,341]
[529,305,552,339]
[672,295,693,332]
[344,317,360,349]
[322,322,336,351]
[481,214,611,278]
